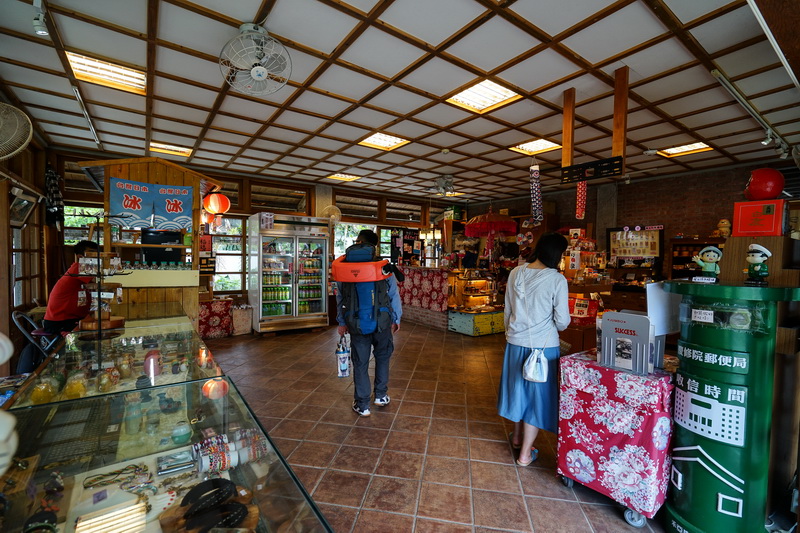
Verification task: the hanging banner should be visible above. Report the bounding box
[109,177,193,229]
[529,164,543,226]
[576,181,587,220]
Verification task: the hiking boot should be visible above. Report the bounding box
[373,395,391,407]
[352,402,371,417]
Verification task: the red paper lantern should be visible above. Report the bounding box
[202,211,216,225]
[203,193,231,215]
[744,168,785,201]
[202,377,229,400]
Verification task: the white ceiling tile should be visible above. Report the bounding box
[287,146,329,160]
[575,96,616,121]
[279,156,314,167]
[41,123,89,137]
[158,2,235,57]
[100,134,146,149]
[445,16,541,73]
[79,83,146,112]
[93,120,145,138]
[227,163,261,171]
[151,100,208,125]
[55,15,146,66]
[235,156,272,166]
[28,109,86,128]
[399,57,476,98]
[304,137,348,151]
[319,122,371,142]
[694,118,757,138]
[572,126,605,143]
[341,145,382,158]
[451,117,506,138]
[208,114,265,135]
[378,0,486,48]
[246,141,292,155]
[198,140,239,154]
[672,105,751,130]
[339,27,425,79]
[149,132,197,147]
[259,125,308,143]
[662,0,739,25]
[523,114,566,137]
[384,120,436,139]
[193,151,232,162]
[186,0,263,22]
[657,87,732,117]
[765,106,800,126]
[47,135,100,149]
[0,34,62,71]
[489,100,555,124]
[218,96,277,122]
[56,0,148,33]
[312,64,385,101]
[561,3,668,65]
[422,131,470,148]
[340,107,397,129]
[497,49,581,92]
[712,41,777,79]
[456,141,496,155]
[751,88,800,116]
[267,0,360,55]
[359,161,392,171]
[155,77,218,108]
[689,6,763,55]
[392,143,436,157]
[155,48,222,88]
[0,63,73,94]
[90,104,147,126]
[151,118,203,137]
[634,66,717,103]
[508,0,613,35]
[291,92,352,117]
[601,38,696,83]
[365,86,432,115]
[15,89,82,115]
[626,122,682,143]
[413,103,472,128]
[204,130,254,146]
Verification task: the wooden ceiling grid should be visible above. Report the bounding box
[1,0,798,202]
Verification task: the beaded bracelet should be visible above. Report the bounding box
[83,464,148,489]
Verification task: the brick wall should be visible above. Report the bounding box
[402,305,449,330]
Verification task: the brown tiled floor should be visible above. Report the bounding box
[207,324,668,533]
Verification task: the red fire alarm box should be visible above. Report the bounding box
[732,199,788,237]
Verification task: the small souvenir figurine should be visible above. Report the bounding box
[744,243,771,286]
[692,246,722,282]
[717,219,732,238]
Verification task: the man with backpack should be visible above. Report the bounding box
[336,230,402,417]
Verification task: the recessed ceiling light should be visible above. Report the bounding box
[149,142,192,157]
[358,132,410,151]
[446,79,522,114]
[66,52,146,95]
[509,139,561,156]
[657,142,713,158]
[326,173,361,182]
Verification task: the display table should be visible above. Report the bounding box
[399,266,450,330]
[3,377,332,532]
[557,351,674,521]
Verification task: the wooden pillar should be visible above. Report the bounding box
[612,66,629,170]
[562,88,576,168]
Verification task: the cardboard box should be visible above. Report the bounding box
[732,199,788,237]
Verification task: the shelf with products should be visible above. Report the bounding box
[447,269,500,313]
[667,237,726,279]
[2,376,332,532]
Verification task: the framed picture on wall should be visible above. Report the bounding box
[9,191,38,228]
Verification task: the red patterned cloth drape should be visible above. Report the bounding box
[557,351,674,518]
[398,268,448,312]
[198,299,233,339]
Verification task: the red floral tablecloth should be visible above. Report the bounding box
[398,268,448,312]
[198,299,233,339]
[557,351,674,518]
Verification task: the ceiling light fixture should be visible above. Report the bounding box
[509,139,561,156]
[656,142,713,158]
[761,131,773,146]
[71,86,102,148]
[32,0,48,36]
[446,79,522,114]
[66,52,147,95]
[326,173,361,182]
[149,142,192,157]
[711,69,790,151]
[358,132,410,151]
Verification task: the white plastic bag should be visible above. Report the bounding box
[336,335,351,378]
[522,348,548,382]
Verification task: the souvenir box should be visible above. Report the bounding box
[731,199,788,237]
[557,351,674,519]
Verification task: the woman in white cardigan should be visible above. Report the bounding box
[497,232,570,466]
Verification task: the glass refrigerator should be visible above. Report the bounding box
[248,214,330,332]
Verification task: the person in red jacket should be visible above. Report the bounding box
[43,240,98,335]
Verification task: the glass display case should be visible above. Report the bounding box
[2,376,332,532]
[8,304,220,409]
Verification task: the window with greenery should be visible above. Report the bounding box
[333,222,376,258]
[334,194,378,219]
[64,206,105,245]
[386,200,422,223]
[250,184,308,213]
[210,217,246,294]
[12,219,43,309]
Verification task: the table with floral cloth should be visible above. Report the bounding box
[398,267,448,312]
[557,350,674,519]
[198,298,233,339]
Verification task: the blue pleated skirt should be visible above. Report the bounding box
[496,343,560,433]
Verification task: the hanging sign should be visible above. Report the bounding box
[109,177,193,229]
[561,156,624,183]
[529,164,543,225]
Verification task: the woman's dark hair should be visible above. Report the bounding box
[528,232,568,269]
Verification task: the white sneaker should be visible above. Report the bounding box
[373,395,390,407]
[352,402,371,417]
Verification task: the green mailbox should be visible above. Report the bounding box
[663,282,800,533]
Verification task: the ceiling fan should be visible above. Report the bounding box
[431,175,455,196]
[219,23,292,96]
